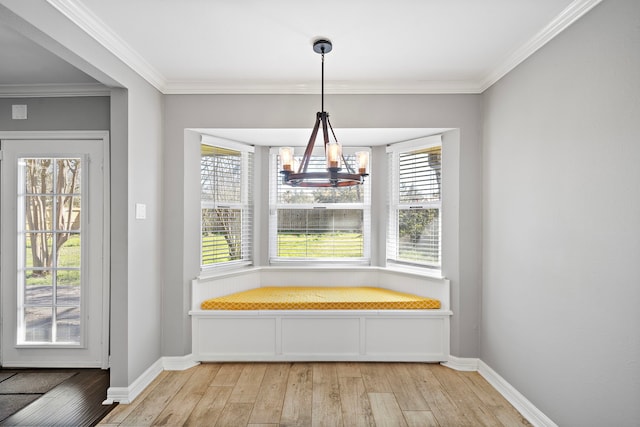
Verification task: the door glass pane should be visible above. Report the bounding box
[24,307,53,342]
[24,232,53,271]
[56,307,80,343]
[18,157,83,345]
[58,233,81,268]
[23,196,53,230]
[56,158,81,194]
[24,270,53,305]
[57,196,81,232]
[57,270,81,306]
[23,159,54,194]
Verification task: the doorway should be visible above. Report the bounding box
[1,132,109,368]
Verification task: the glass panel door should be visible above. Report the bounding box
[1,135,108,368]
[18,157,83,345]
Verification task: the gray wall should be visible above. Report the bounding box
[1,0,166,388]
[0,97,109,130]
[482,0,640,425]
[163,93,483,359]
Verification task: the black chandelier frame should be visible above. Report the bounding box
[280,39,369,188]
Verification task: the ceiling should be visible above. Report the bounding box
[0,0,601,96]
[0,0,599,146]
[0,22,99,87]
[0,24,86,85]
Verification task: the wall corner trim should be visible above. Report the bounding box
[162,354,200,371]
[478,360,558,427]
[441,355,479,371]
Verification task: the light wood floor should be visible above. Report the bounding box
[98,362,530,427]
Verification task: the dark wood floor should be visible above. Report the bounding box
[0,368,116,427]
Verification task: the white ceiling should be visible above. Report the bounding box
[0,0,600,146]
[0,22,98,86]
[36,0,599,95]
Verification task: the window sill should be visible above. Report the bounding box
[199,262,256,280]
[196,265,447,288]
[269,259,370,267]
[384,262,443,280]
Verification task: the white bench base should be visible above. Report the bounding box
[190,267,452,362]
[191,310,450,362]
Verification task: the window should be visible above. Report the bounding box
[201,140,253,268]
[387,136,442,270]
[269,147,371,263]
[18,157,83,344]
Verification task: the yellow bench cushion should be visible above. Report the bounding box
[200,287,441,310]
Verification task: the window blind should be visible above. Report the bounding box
[269,147,371,262]
[387,136,442,269]
[201,142,253,267]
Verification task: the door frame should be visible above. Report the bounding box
[0,130,110,368]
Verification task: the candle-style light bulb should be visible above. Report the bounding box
[326,142,341,170]
[355,151,369,174]
[279,147,294,171]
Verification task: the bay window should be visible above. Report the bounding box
[269,147,371,263]
[200,140,253,268]
[387,136,442,270]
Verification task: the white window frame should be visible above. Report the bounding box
[269,146,371,265]
[386,135,442,272]
[200,135,254,270]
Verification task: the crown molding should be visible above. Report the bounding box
[45,0,600,96]
[162,80,483,95]
[479,0,602,92]
[46,0,166,91]
[0,83,110,97]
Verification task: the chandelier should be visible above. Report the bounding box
[279,39,369,188]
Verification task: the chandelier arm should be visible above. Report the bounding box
[327,116,339,143]
[342,153,355,174]
[299,113,322,173]
[327,116,354,173]
[320,112,330,152]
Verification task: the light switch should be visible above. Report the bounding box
[135,203,147,219]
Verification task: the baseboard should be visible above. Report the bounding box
[103,358,163,404]
[441,356,556,427]
[441,355,479,371]
[478,360,558,427]
[102,354,199,404]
